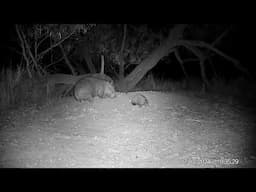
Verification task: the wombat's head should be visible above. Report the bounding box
[109,92,116,98]
[105,83,116,98]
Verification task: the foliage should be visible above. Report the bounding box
[97,24,163,66]
[14,24,96,77]
[0,67,25,108]
[12,24,245,92]
[68,24,164,77]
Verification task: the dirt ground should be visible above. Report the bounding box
[0,91,255,168]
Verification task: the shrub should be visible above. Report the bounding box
[0,67,46,110]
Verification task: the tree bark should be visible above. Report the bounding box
[117,24,187,92]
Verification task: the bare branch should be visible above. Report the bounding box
[211,27,231,47]
[174,48,183,64]
[45,56,65,69]
[174,48,189,79]
[179,40,239,64]
[34,38,37,59]
[36,62,47,76]
[59,44,76,75]
[177,39,250,77]
[120,24,127,54]
[118,24,127,79]
[204,26,232,59]
[181,43,209,87]
[38,27,77,58]
[20,28,39,70]
[15,25,32,78]
[37,32,50,49]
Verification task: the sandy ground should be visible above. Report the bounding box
[0,91,255,168]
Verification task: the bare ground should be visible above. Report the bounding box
[0,91,255,168]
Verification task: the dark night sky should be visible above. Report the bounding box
[0,25,16,65]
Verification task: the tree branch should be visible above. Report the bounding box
[37,32,50,48]
[15,25,32,78]
[119,24,127,79]
[179,40,238,64]
[174,48,189,79]
[120,24,127,54]
[59,44,76,75]
[38,28,77,58]
[45,55,65,69]
[177,39,250,77]
[174,48,183,64]
[20,28,39,72]
[204,26,232,59]
[211,26,231,47]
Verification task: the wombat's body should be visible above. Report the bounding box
[74,77,116,102]
[61,73,114,97]
[131,93,149,107]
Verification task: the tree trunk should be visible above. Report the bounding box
[117,24,187,92]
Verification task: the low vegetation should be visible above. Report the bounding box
[1,67,255,111]
[0,67,45,109]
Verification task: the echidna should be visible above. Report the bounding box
[130,93,149,107]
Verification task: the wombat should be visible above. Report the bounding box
[85,73,114,86]
[131,93,149,107]
[74,77,116,102]
[61,73,114,97]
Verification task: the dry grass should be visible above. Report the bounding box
[1,66,255,110]
[0,67,46,110]
[134,73,256,107]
